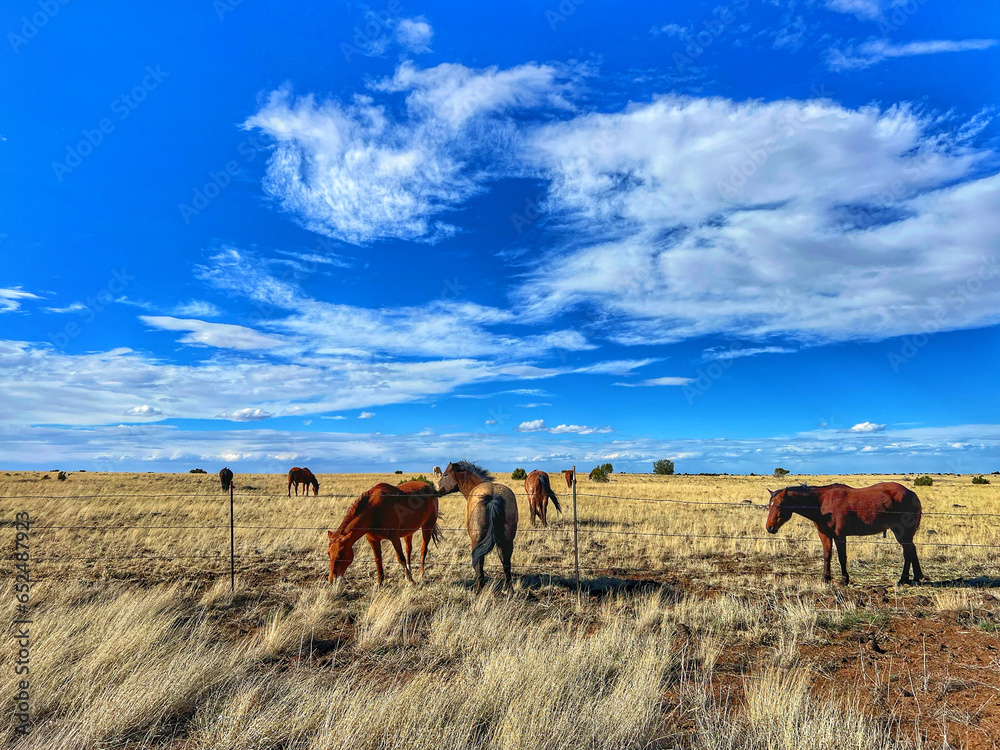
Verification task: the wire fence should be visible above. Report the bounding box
[6,481,1000,584]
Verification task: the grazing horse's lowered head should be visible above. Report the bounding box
[327,529,355,579]
[765,487,795,534]
[219,467,234,492]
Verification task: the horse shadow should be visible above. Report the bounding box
[919,575,1000,589]
[517,573,681,600]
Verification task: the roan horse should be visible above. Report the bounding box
[766,482,924,586]
[219,467,234,492]
[524,470,562,527]
[288,467,320,497]
[434,461,517,592]
[327,481,442,586]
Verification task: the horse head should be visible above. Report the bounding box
[434,463,459,495]
[765,487,793,534]
[327,530,354,580]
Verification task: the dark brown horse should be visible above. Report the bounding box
[219,467,234,492]
[563,469,574,489]
[435,461,517,592]
[524,470,561,527]
[766,482,924,586]
[327,481,441,586]
[288,467,319,496]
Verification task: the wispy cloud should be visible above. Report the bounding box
[516,419,612,435]
[217,407,274,421]
[848,421,886,433]
[614,376,693,387]
[358,411,375,419]
[396,17,433,52]
[140,315,289,350]
[0,288,41,313]
[702,346,796,362]
[828,38,998,71]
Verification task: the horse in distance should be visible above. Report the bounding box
[524,470,562,527]
[766,482,924,586]
[288,467,320,497]
[435,461,517,592]
[563,469,574,489]
[219,467,234,492]
[327,481,441,586]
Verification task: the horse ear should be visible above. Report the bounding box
[767,487,774,496]
[327,530,335,540]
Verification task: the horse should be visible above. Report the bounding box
[563,469,574,489]
[524,470,562,527]
[288,467,320,497]
[766,482,924,586]
[327,481,442,586]
[219,467,234,492]
[434,461,517,592]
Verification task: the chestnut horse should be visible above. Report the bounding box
[766,482,924,586]
[524,470,562,527]
[435,461,517,592]
[288,467,319,497]
[563,469,574,489]
[327,481,441,585]
[219,467,234,492]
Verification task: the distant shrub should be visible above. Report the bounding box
[972,475,990,485]
[57,471,67,481]
[653,459,675,475]
[914,475,933,487]
[589,466,609,483]
[600,463,613,475]
[774,468,790,478]
[511,468,527,480]
[394,470,403,475]
[399,475,434,487]
[189,468,207,474]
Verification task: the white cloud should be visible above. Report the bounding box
[517,419,547,433]
[823,0,886,20]
[828,38,998,71]
[396,17,433,52]
[171,300,222,318]
[243,62,573,244]
[849,421,886,433]
[44,302,87,314]
[0,288,41,313]
[702,346,796,361]
[652,23,689,38]
[484,419,497,426]
[217,407,273,421]
[614,376,693,387]
[358,411,375,419]
[141,316,289,350]
[124,405,163,418]
[519,96,1000,345]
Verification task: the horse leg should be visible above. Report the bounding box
[419,526,432,578]
[403,534,413,569]
[540,498,548,528]
[818,531,833,583]
[909,543,924,583]
[389,537,415,584]
[500,542,514,593]
[834,537,849,585]
[473,556,486,594]
[890,528,914,585]
[367,537,384,588]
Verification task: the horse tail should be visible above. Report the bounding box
[430,512,444,546]
[472,493,507,568]
[546,485,562,514]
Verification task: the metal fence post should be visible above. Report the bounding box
[572,464,580,607]
[229,482,235,592]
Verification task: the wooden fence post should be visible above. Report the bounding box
[572,465,580,607]
[229,482,235,592]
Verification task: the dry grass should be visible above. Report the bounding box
[1,470,998,748]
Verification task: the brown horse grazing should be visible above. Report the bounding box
[327,481,442,585]
[563,469,574,489]
[766,482,924,586]
[288,467,319,496]
[219,467,234,492]
[435,461,517,592]
[524,470,562,527]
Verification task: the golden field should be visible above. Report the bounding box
[2,470,999,749]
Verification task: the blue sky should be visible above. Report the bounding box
[2,0,999,473]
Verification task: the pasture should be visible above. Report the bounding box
[2,470,1000,749]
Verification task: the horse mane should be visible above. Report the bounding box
[451,460,493,483]
[336,490,374,535]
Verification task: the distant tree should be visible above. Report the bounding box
[394,470,403,474]
[914,475,933,487]
[972,475,991,485]
[600,463,613,474]
[400,475,433,486]
[512,468,527,480]
[589,466,609,483]
[189,468,207,474]
[57,471,67,481]
[773,468,790,478]
[653,459,675,475]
